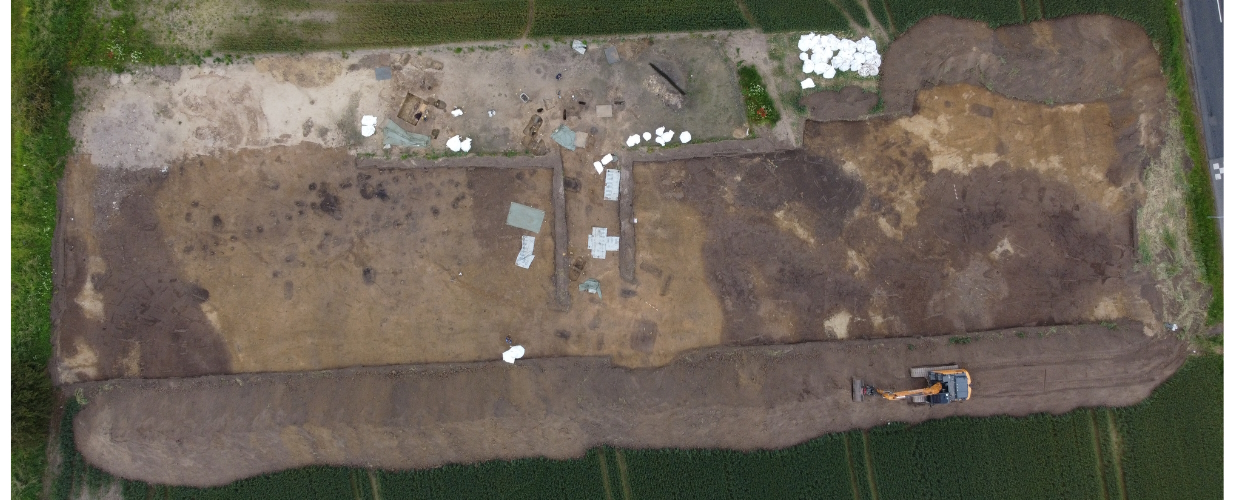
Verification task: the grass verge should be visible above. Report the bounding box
[737,64,780,127]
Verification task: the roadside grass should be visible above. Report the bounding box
[11,0,98,495]
[1136,114,1210,335]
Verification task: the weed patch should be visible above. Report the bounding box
[737,65,779,126]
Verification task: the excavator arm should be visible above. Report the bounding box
[875,382,944,401]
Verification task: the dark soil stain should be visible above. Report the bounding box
[53,167,230,382]
[631,320,658,353]
[656,150,867,344]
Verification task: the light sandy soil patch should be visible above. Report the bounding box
[71,33,752,170]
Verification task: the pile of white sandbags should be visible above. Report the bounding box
[798,33,881,78]
[446,135,472,152]
[361,115,378,137]
[625,128,690,147]
[502,345,525,363]
[594,153,614,174]
[653,126,676,146]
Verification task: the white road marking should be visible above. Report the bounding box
[1215,0,1223,23]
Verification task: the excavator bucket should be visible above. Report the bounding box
[852,378,864,402]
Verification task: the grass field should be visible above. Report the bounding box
[46,355,1221,499]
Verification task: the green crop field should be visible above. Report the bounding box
[833,0,871,28]
[217,0,530,52]
[46,356,1220,499]
[530,0,748,37]
[740,0,851,33]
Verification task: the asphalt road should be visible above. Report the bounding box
[1181,0,1224,236]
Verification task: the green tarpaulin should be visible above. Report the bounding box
[551,125,577,151]
[383,119,431,148]
[578,278,602,298]
[506,202,545,233]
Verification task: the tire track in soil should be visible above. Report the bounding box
[597,448,616,500]
[734,0,762,30]
[350,469,363,500]
[843,434,862,500]
[1105,411,1129,500]
[522,0,535,40]
[860,430,881,500]
[1089,410,1112,500]
[614,449,633,500]
[368,469,380,500]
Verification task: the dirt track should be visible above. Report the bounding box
[73,324,1186,487]
[53,15,1196,485]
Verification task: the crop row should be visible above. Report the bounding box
[530,0,748,37]
[741,0,850,33]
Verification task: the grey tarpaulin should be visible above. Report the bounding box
[551,125,577,151]
[578,278,602,298]
[506,202,545,233]
[374,67,392,80]
[383,120,431,148]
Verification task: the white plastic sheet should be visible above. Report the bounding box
[503,345,526,363]
[604,169,620,201]
[515,235,536,269]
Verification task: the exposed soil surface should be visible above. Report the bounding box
[69,33,749,168]
[54,14,1193,485]
[801,86,879,121]
[73,324,1187,487]
[634,82,1159,347]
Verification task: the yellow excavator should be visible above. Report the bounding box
[853,365,972,405]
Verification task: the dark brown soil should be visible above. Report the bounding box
[72,324,1186,487]
[801,86,879,121]
[637,80,1158,345]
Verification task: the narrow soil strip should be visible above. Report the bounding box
[522,0,535,39]
[356,153,560,170]
[1106,410,1129,500]
[633,137,787,163]
[614,449,633,500]
[368,469,381,500]
[843,434,862,500]
[860,430,881,500]
[1089,410,1111,500]
[597,448,616,500]
[617,157,636,284]
[552,153,571,309]
[734,0,762,30]
[880,0,897,34]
